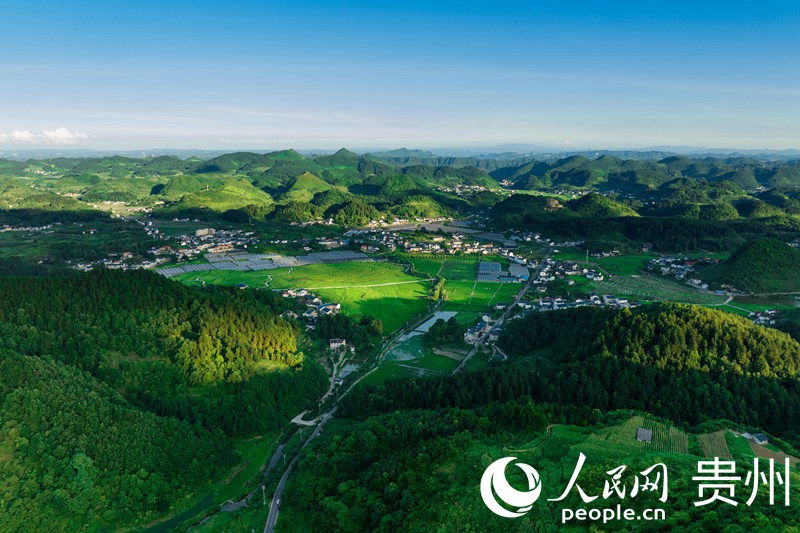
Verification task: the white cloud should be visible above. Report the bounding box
[0,127,91,145]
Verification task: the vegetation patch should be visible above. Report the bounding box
[698,431,732,459]
[594,275,728,305]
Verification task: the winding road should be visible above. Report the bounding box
[264,410,336,533]
[262,296,441,532]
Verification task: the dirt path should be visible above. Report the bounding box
[304,279,433,290]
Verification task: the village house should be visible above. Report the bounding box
[329,338,347,351]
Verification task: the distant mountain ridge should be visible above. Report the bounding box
[2,145,798,162]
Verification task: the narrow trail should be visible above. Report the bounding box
[303,279,433,290]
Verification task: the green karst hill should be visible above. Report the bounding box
[281,171,334,202]
[566,192,639,217]
[699,238,800,292]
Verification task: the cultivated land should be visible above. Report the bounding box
[593,275,729,305]
[404,255,480,280]
[443,280,520,311]
[173,261,432,334]
[0,219,157,262]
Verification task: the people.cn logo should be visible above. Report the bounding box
[480,457,542,518]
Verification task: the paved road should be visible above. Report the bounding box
[290,411,316,426]
[453,251,549,373]
[263,299,442,532]
[266,270,509,532]
[264,410,335,533]
[218,443,286,514]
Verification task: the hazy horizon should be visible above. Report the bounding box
[1,0,798,151]
[1,144,799,158]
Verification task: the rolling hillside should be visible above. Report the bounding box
[699,238,800,292]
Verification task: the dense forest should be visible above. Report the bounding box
[0,269,328,527]
[284,403,799,531]
[0,269,329,436]
[284,404,550,532]
[281,399,798,532]
[0,351,233,530]
[698,238,800,292]
[342,304,800,445]
[297,303,800,530]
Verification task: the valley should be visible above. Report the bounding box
[2,150,800,531]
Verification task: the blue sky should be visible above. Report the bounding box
[0,0,798,150]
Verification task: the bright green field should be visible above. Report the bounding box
[443,281,520,311]
[406,256,479,281]
[309,284,429,333]
[407,257,443,278]
[172,261,431,334]
[551,250,655,276]
[595,254,656,275]
[718,301,799,317]
[440,259,479,280]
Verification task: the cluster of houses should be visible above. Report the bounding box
[402,236,512,256]
[433,183,501,197]
[0,222,57,233]
[345,226,527,258]
[127,220,262,264]
[524,294,635,312]
[464,314,502,345]
[279,289,342,330]
[365,216,449,228]
[647,256,723,291]
[175,227,258,255]
[749,309,778,326]
[74,251,167,272]
[264,236,350,251]
[531,258,604,288]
